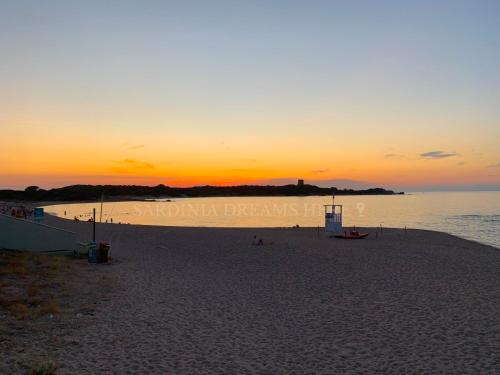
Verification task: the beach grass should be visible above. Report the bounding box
[0,251,69,318]
[30,359,58,375]
[0,243,115,373]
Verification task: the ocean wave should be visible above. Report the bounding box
[450,214,500,222]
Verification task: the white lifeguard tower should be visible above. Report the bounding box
[324,195,343,233]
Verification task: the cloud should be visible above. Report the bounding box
[420,151,458,159]
[457,161,466,166]
[110,159,155,174]
[384,153,405,160]
[487,162,500,168]
[122,159,155,169]
[122,142,146,150]
[311,168,329,174]
[127,144,146,150]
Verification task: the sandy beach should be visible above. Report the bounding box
[2,215,500,374]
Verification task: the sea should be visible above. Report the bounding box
[43,191,500,249]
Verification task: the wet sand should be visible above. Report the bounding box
[2,215,500,374]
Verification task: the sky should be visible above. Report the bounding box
[1,0,499,191]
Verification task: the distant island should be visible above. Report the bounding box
[0,180,403,202]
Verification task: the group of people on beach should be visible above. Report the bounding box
[251,224,301,246]
[252,235,264,246]
[73,214,113,223]
[0,204,30,219]
[74,215,119,224]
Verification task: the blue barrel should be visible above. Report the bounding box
[87,242,98,263]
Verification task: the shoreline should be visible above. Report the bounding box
[3,192,404,206]
[45,208,500,251]
[4,198,499,250]
[54,213,500,250]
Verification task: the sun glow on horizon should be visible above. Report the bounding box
[1,1,499,191]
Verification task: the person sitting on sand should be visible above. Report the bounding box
[252,235,265,246]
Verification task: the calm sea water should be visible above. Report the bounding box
[43,191,500,248]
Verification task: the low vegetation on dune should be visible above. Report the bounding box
[30,359,58,375]
[0,252,70,319]
[1,250,115,373]
[0,251,73,372]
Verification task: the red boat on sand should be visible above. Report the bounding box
[333,230,369,239]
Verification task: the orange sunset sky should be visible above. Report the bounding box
[1,1,499,191]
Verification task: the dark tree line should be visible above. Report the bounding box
[0,184,402,202]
